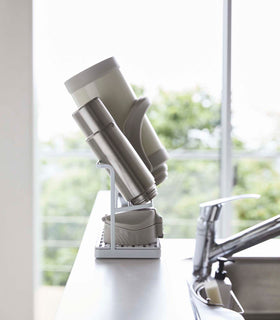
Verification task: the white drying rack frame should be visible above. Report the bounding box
[95,161,161,259]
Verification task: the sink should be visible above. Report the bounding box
[188,275,244,320]
[188,241,280,320]
[226,256,280,320]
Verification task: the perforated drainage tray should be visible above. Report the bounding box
[95,230,161,259]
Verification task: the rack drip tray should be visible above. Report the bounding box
[95,230,161,258]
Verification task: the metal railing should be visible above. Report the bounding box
[40,149,280,275]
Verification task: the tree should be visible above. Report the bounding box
[148,88,220,150]
[40,85,280,285]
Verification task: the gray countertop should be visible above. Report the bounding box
[56,191,280,320]
[56,191,196,320]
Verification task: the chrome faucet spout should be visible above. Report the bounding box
[192,194,279,279]
[209,214,280,263]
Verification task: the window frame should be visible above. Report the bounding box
[219,0,233,237]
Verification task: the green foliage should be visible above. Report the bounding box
[41,157,104,217]
[43,222,87,241]
[148,88,220,150]
[154,159,219,238]
[233,159,280,227]
[131,84,145,97]
[43,247,78,285]
[40,85,280,285]
[40,147,107,285]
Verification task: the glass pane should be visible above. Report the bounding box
[232,0,280,152]
[232,1,280,233]
[42,247,78,285]
[43,221,87,241]
[34,0,223,291]
[34,0,222,141]
[40,155,106,216]
[233,158,280,232]
[154,159,219,238]
[148,88,221,150]
[40,154,106,285]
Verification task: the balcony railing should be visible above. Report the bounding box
[40,149,280,282]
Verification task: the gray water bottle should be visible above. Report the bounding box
[73,97,157,205]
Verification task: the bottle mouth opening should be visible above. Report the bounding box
[130,185,158,205]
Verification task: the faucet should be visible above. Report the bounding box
[193,194,280,280]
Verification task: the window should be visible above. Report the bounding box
[34,0,280,291]
[35,0,222,287]
[231,0,280,232]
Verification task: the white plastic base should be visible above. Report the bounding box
[95,230,161,259]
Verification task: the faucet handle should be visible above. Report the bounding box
[199,194,260,222]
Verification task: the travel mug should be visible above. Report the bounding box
[65,57,168,185]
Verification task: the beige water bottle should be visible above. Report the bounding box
[65,57,168,185]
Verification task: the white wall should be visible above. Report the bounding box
[0,0,34,319]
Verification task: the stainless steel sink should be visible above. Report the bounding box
[191,191,280,320]
[188,275,244,320]
[188,240,280,320]
[226,257,280,320]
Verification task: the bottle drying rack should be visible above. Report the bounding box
[95,161,161,258]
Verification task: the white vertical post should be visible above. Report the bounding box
[219,0,233,238]
[110,166,116,251]
[0,0,34,319]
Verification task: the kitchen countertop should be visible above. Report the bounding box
[56,191,196,320]
[55,191,280,320]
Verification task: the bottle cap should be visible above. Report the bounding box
[65,57,119,94]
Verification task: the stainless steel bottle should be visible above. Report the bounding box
[73,97,158,205]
